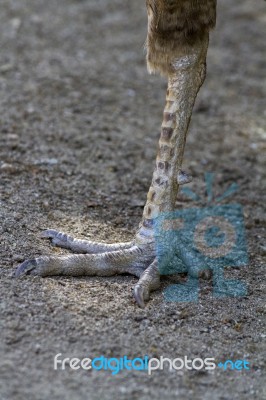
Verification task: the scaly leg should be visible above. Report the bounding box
[16,39,209,307]
[16,0,217,307]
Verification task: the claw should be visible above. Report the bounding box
[177,170,193,185]
[134,285,146,308]
[15,259,37,277]
[41,229,74,249]
[199,269,212,280]
[40,229,58,238]
[41,229,70,244]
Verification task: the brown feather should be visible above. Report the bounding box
[146,0,217,75]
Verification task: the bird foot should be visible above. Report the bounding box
[15,229,160,308]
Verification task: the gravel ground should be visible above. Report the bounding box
[0,0,265,399]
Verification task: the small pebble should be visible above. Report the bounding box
[0,163,15,172]
[33,158,58,165]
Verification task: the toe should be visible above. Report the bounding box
[133,285,146,308]
[40,229,59,239]
[41,230,72,248]
[15,259,38,277]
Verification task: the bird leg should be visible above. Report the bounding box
[16,0,217,306]
[16,36,209,307]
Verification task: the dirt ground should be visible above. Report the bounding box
[0,0,265,399]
